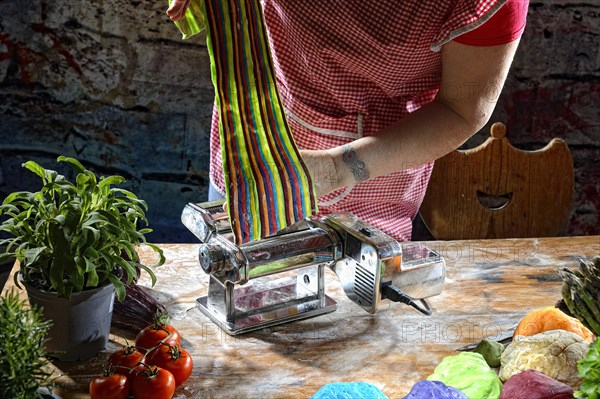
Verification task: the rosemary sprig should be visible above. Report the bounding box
[0,289,55,399]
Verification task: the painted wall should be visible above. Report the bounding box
[1,0,598,243]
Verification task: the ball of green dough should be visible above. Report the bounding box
[473,339,504,368]
[428,352,503,399]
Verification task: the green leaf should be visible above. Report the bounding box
[118,240,137,261]
[81,225,100,246]
[95,209,121,227]
[84,257,96,273]
[49,259,64,295]
[146,242,166,267]
[111,188,139,199]
[44,169,59,183]
[2,191,31,206]
[69,265,85,292]
[108,274,126,302]
[114,257,136,284]
[24,247,46,266]
[76,173,90,186]
[86,267,99,287]
[57,156,86,173]
[136,262,157,287]
[48,222,75,274]
[98,175,125,188]
[575,338,600,398]
[22,161,46,179]
[84,246,99,260]
[53,214,66,225]
[82,212,109,228]
[0,203,20,218]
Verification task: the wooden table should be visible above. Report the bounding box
[3,236,599,398]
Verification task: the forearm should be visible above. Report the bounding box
[328,99,483,189]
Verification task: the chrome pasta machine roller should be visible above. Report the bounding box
[181,200,445,335]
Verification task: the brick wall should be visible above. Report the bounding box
[0,0,213,242]
[1,0,598,242]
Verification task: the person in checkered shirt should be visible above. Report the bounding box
[169,0,529,242]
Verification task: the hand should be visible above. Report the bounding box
[300,149,343,198]
[166,0,191,21]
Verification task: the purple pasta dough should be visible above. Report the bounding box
[401,380,469,399]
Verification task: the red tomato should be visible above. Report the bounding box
[131,365,176,399]
[135,323,181,350]
[89,373,130,399]
[147,344,193,386]
[108,345,144,375]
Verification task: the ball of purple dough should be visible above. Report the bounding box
[310,382,388,399]
[401,380,469,399]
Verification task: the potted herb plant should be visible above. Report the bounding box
[0,156,165,361]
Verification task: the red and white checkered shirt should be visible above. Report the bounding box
[210,0,517,241]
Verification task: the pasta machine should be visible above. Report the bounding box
[182,200,446,335]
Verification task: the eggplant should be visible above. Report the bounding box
[111,283,167,333]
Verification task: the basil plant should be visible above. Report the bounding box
[0,156,164,300]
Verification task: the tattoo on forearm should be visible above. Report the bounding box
[341,145,369,182]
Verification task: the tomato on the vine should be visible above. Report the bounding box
[89,371,130,399]
[131,365,176,399]
[135,320,181,350]
[108,344,144,375]
[147,343,193,386]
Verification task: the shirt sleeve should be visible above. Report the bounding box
[454,0,529,46]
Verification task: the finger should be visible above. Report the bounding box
[166,0,191,21]
[167,0,190,21]
[166,0,187,16]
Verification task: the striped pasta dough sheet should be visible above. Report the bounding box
[172,0,318,244]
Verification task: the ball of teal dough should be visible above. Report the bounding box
[427,352,503,399]
[473,339,504,368]
[401,380,468,399]
[310,382,388,399]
